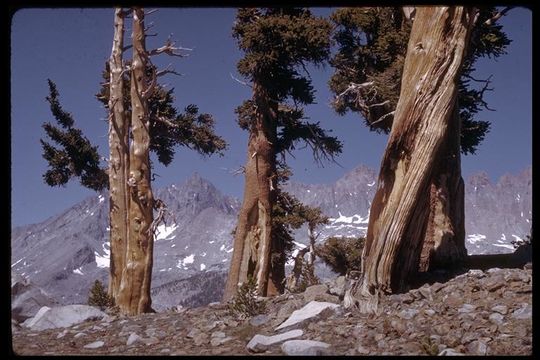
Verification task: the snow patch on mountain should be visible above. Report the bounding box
[155,223,178,241]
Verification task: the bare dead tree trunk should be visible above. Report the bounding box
[117,7,154,315]
[107,8,130,302]
[349,7,476,313]
[223,83,277,301]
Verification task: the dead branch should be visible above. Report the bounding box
[230,72,252,88]
[148,36,192,57]
[156,64,183,77]
[484,6,513,26]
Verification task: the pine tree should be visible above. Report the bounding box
[223,8,342,301]
[329,6,510,276]
[340,6,512,313]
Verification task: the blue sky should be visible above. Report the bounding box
[11,7,532,227]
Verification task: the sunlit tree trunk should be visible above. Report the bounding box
[350,6,475,313]
[107,8,130,302]
[223,84,278,301]
[117,7,154,315]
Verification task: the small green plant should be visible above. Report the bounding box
[317,236,365,275]
[88,279,114,311]
[420,336,439,356]
[228,276,266,319]
[296,261,320,292]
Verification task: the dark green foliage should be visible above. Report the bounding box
[271,164,329,269]
[227,276,267,319]
[233,8,342,164]
[329,6,511,154]
[296,261,320,292]
[88,279,114,310]
[317,236,365,275]
[96,64,227,167]
[41,80,108,191]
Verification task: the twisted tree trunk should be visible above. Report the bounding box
[117,7,155,315]
[418,105,466,272]
[351,7,475,313]
[223,84,278,301]
[107,8,130,302]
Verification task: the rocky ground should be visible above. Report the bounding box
[11,265,532,356]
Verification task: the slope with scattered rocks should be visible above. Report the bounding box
[11,265,532,356]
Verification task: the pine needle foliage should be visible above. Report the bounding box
[227,276,267,319]
[329,6,511,154]
[41,80,108,191]
[87,279,114,310]
[317,236,366,275]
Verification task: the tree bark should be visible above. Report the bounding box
[418,105,466,272]
[351,6,475,313]
[107,8,130,302]
[223,83,278,301]
[117,7,154,315]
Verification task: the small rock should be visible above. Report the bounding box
[356,344,370,355]
[83,341,105,349]
[247,329,303,353]
[160,348,171,353]
[424,309,436,317]
[390,320,407,334]
[486,268,502,274]
[439,348,465,356]
[511,304,532,320]
[467,269,485,278]
[193,333,209,346]
[281,339,331,356]
[488,313,504,325]
[430,282,445,293]
[327,276,346,297]
[56,329,68,339]
[491,305,508,315]
[457,304,476,313]
[74,332,87,339]
[275,301,340,331]
[141,337,159,346]
[186,328,202,339]
[418,286,433,301]
[467,340,488,355]
[250,314,270,327]
[398,309,419,320]
[127,333,141,346]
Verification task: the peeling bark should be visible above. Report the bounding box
[418,105,466,272]
[223,83,277,301]
[117,7,154,315]
[351,7,476,313]
[107,8,130,302]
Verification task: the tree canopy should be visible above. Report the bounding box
[329,6,511,154]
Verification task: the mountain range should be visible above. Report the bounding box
[11,165,531,311]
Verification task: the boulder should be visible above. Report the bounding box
[327,276,346,297]
[281,339,331,355]
[275,301,340,331]
[247,329,303,353]
[22,305,108,331]
[11,278,56,322]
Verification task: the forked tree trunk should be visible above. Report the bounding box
[107,8,130,302]
[351,7,475,313]
[223,84,278,301]
[117,7,154,315]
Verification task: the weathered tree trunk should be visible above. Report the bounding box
[223,84,278,301]
[117,7,154,315]
[418,105,467,272]
[107,8,130,302]
[351,7,475,313]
